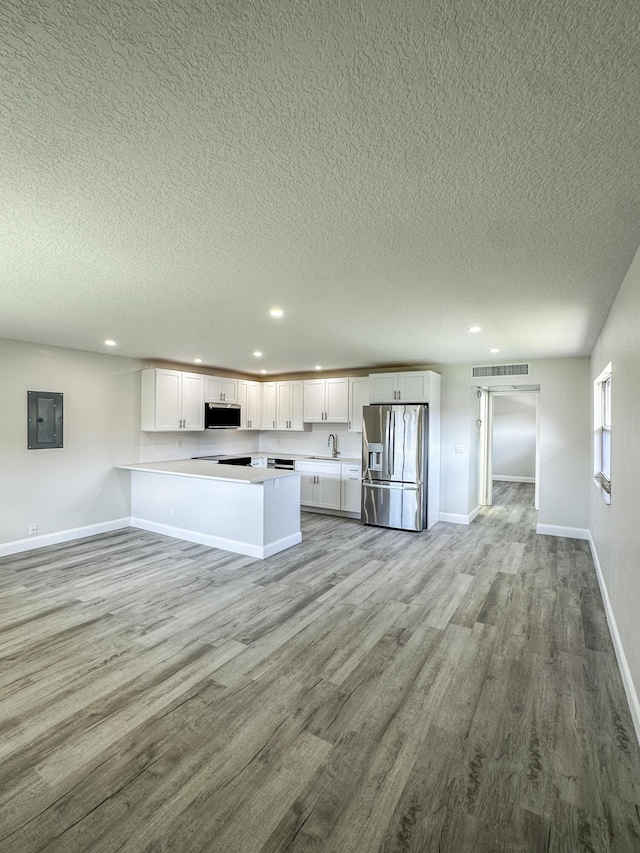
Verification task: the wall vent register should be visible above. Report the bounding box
[471,363,530,378]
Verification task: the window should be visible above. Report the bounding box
[594,365,611,502]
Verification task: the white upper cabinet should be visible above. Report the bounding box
[276,380,304,430]
[261,382,277,430]
[204,375,238,404]
[368,373,397,405]
[141,368,204,431]
[368,370,437,404]
[303,377,348,423]
[237,379,261,430]
[348,376,370,432]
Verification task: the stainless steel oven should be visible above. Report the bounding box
[267,457,296,470]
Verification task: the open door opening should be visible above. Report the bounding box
[477,386,540,512]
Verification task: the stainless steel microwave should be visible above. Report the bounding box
[204,402,241,429]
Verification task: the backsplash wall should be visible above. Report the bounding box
[139,423,361,462]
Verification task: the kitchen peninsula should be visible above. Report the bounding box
[116,460,301,559]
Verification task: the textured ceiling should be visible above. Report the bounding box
[2,0,640,374]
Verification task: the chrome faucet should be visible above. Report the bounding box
[327,433,339,458]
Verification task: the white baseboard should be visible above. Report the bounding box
[493,475,535,483]
[0,518,131,558]
[439,506,480,525]
[130,518,301,559]
[588,533,640,747]
[536,524,590,540]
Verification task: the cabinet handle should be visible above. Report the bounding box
[273,420,275,428]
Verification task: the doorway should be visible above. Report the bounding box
[477,387,540,511]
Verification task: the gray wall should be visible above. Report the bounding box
[590,243,640,726]
[435,357,590,531]
[492,393,536,480]
[0,339,143,546]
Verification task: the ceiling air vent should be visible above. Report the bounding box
[472,363,530,378]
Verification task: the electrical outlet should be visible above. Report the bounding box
[455,445,465,454]
[274,479,279,490]
[28,523,37,535]
[176,440,183,448]
[170,509,176,519]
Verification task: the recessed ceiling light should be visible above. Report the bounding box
[194,358,203,363]
[253,351,263,358]
[269,308,284,318]
[488,348,500,354]
[315,365,322,371]
[260,369,267,374]
[104,339,116,346]
[467,326,481,333]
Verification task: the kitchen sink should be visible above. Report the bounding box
[309,455,341,461]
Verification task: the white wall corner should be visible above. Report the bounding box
[535,524,590,540]
[588,533,640,747]
[439,506,480,525]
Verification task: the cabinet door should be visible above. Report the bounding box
[341,465,362,513]
[325,377,349,423]
[276,382,291,429]
[341,478,361,513]
[299,474,316,507]
[368,373,398,403]
[247,382,260,429]
[181,373,205,430]
[316,475,341,510]
[205,376,223,402]
[397,371,430,403]
[303,379,325,422]
[155,369,182,430]
[262,383,277,430]
[348,377,369,432]
[289,381,304,430]
[237,380,249,429]
[221,377,238,404]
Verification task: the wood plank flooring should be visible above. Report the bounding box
[1,482,639,852]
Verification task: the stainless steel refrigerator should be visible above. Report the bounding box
[362,404,428,531]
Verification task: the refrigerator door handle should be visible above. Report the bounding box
[388,411,395,477]
[385,411,392,478]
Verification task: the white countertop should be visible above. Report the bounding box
[117,460,300,485]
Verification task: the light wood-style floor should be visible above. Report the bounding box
[1,482,639,852]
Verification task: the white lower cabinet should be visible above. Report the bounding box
[296,460,361,515]
[341,464,362,513]
[296,460,342,511]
